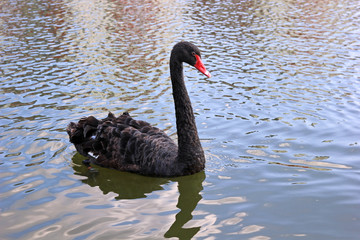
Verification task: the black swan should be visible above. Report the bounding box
[67,41,211,177]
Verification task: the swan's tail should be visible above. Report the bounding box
[67,115,99,157]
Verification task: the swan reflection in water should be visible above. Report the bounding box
[71,153,205,239]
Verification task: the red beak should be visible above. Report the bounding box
[194,54,211,78]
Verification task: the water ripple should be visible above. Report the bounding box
[1,0,359,239]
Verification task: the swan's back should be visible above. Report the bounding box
[67,112,180,176]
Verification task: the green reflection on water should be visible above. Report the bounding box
[71,152,205,239]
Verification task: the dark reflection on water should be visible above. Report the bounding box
[1,0,360,239]
[164,173,205,239]
[72,153,205,239]
[72,153,169,200]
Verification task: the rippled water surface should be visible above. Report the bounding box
[1,0,360,239]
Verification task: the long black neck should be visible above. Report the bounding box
[170,56,205,172]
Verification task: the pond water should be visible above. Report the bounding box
[1,0,359,239]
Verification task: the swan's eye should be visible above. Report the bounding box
[192,52,196,56]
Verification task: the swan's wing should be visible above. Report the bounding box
[67,112,178,175]
[94,117,178,175]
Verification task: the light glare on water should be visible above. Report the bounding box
[1,0,359,239]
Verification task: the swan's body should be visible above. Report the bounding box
[67,41,211,177]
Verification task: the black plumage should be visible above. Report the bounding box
[67,41,211,177]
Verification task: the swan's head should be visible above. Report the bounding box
[171,41,211,78]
